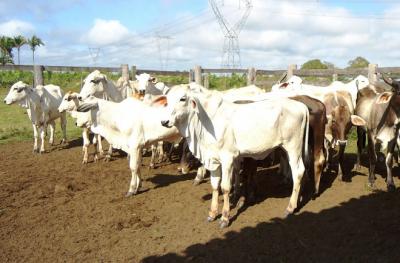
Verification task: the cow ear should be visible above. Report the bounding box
[150,77,157,83]
[189,97,199,113]
[376,92,392,104]
[351,115,366,126]
[151,96,167,107]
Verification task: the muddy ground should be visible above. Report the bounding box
[0,139,399,262]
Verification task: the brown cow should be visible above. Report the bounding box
[320,90,365,181]
[355,75,400,191]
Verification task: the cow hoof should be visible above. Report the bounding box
[149,163,155,169]
[82,160,88,165]
[104,156,111,162]
[366,182,376,191]
[283,209,293,219]
[387,184,396,192]
[125,191,135,197]
[193,179,201,186]
[207,216,216,222]
[219,219,229,229]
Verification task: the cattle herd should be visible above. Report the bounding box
[3,70,400,229]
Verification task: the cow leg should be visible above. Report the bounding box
[179,141,191,174]
[356,127,365,171]
[39,124,46,153]
[126,147,142,197]
[386,141,396,192]
[241,158,257,206]
[220,158,234,228]
[91,133,99,162]
[82,128,90,164]
[157,141,165,163]
[367,134,377,189]
[337,143,346,181]
[32,124,39,153]
[285,151,305,216]
[60,113,67,144]
[314,148,325,195]
[97,135,104,156]
[149,144,157,169]
[208,169,221,222]
[104,144,112,162]
[48,121,55,145]
[194,166,206,186]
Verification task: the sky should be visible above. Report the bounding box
[1,0,400,70]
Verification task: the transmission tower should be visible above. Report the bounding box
[209,0,252,69]
[155,34,172,70]
[88,47,101,66]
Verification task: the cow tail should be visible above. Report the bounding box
[303,106,310,165]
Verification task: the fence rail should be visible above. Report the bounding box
[2,63,400,88]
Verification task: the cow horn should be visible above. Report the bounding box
[382,74,393,86]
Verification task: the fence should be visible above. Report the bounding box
[1,63,400,88]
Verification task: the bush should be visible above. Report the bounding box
[301,59,328,70]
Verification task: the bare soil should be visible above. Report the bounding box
[0,139,399,262]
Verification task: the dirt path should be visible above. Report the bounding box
[0,140,399,262]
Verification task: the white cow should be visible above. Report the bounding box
[272,75,369,108]
[4,81,67,153]
[135,73,169,102]
[161,88,309,228]
[76,95,182,196]
[58,91,103,163]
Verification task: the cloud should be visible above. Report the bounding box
[0,20,35,36]
[82,19,130,46]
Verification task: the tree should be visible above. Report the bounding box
[301,59,328,70]
[27,35,44,65]
[0,36,15,65]
[348,56,369,68]
[13,35,27,65]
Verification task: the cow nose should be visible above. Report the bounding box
[139,90,145,95]
[161,120,169,127]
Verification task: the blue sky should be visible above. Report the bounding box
[1,0,400,69]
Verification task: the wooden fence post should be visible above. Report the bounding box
[121,64,129,81]
[131,65,137,80]
[368,63,378,83]
[204,73,209,89]
[33,65,44,87]
[287,64,297,79]
[247,67,256,85]
[194,65,202,85]
[189,69,194,82]
[332,73,338,81]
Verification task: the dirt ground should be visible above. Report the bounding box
[0,139,399,262]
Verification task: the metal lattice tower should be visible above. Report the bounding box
[209,0,252,69]
[155,34,172,70]
[88,47,101,66]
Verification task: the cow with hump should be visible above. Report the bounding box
[355,75,400,191]
[160,87,310,228]
[4,81,67,153]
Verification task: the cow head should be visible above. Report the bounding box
[353,75,369,90]
[79,70,107,100]
[135,73,157,95]
[58,91,80,112]
[327,106,366,146]
[160,88,197,131]
[377,75,400,108]
[4,81,31,105]
[271,75,302,91]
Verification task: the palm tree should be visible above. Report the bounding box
[0,36,15,65]
[13,35,27,65]
[27,35,44,65]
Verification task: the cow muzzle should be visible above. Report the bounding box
[161,120,171,128]
[139,90,145,95]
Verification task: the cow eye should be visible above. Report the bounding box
[180,97,186,102]
[67,97,72,101]
[17,88,23,93]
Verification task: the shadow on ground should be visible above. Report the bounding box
[143,189,400,263]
